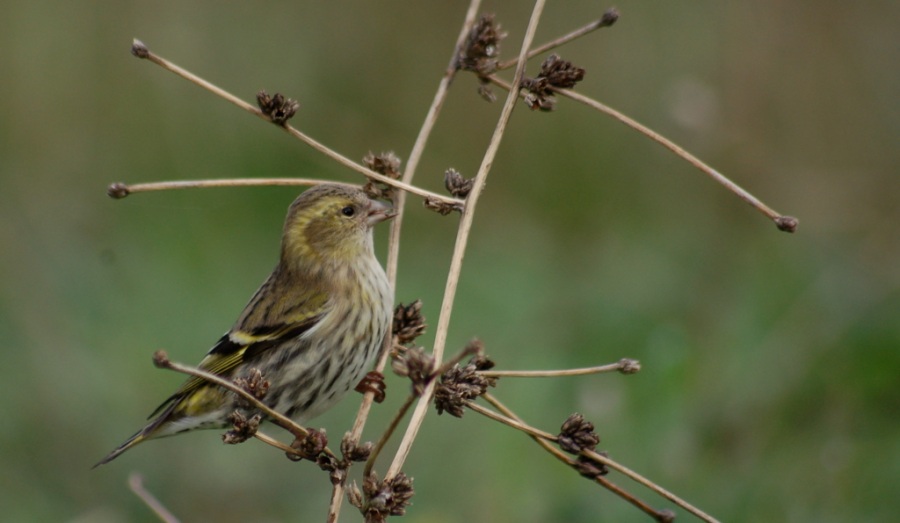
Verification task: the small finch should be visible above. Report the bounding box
[96,184,395,466]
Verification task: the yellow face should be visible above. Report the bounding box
[281,185,392,265]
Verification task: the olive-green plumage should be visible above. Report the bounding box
[96,184,395,466]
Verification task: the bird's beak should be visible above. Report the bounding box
[366,199,397,226]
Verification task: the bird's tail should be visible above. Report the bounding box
[92,402,178,468]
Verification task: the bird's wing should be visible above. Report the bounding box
[147,287,329,419]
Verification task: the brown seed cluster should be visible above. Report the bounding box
[558,413,600,454]
[288,427,328,461]
[393,300,427,345]
[233,368,270,408]
[362,151,403,200]
[355,371,387,404]
[107,182,130,199]
[222,411,261,444]
[391,347,436,397]
[434,348,496,418]
[574,452,609,479]
[315,453,346,485]
[521,54,585,111]
[457,14,507,76]
[256,90,299,125]
[424,195,464,215]
[444,168,474,199]
[341,431,374,463]
[776,215,799,233]
[458,14,508,101]
[355,472,415,522]
[617,358,641,375]
[559,414,609,478]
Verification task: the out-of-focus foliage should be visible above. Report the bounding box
[1,1,896,522]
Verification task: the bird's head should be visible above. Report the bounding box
[280,184,395,267]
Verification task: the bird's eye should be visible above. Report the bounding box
[341,206,356,217]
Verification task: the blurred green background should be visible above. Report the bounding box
[1,1,897,521]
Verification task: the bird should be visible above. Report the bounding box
[95,183,395,466]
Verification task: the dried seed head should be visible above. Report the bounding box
[477,81,497,103]
[776,215,799,233]
[393,300,427,345]
[434,348,497,418]
[618,358,641,374]
[362,472,415,521]
[424,196,464,215]
[341,431,374,463]
[600,7,620,27]
[316,453,336,470]
[658,509,677,523]
[222,411,261,444]
[391,347,435,397]
[363,151,402,179]
[558,413,600,454]
[289,427,328,461]
[520,54,585,112]
[131,39,150,59]
[354,371,387,403]
[256,90,299,125]
[107,182,130,199]
[458,14,507,76]
[444,168,474,198]
[152,350,171,368]
[348,482,364,509]
[233,368,270,408]
[362,151,403,199]
[540,54,585,89]
[574,453,609,478]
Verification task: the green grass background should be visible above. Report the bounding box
[1,1,897,521]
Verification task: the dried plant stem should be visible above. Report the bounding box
[253,431,301,457]
[482,394,669,522]
[481,359,638,378]
[346,0,484,446]
[385,0,548,480]
[473,394,719,523]
[364,394,417,477]
[129,39,461,206]
[327,483,344,523]
[496,8,619,70]
[466,400,555,439]
[485,74,797,232]
[384,0,484,284]
[129,473,180,523]
[153,352,332,453]
[583,449,720,523]
[108,177,350,198]
[557,87,794,231]
[326,4,485,520]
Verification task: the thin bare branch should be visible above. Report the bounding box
[253,431,302,457]
[482,394,671,522]
[107,178,351,198]
[151,351,316,444]
[345,0,484,447]
[326,482,344,523]
[556,87,796,232]
[386,0,548,480]
[334,3,485,518]
[583,450,720,523]
[364,394,417,478]
[129,39,462,206]
[481,358,640,378]
[128,473,180,523]
[483,74,798,233]
[467,400,558,439]
[497,8,619,70]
